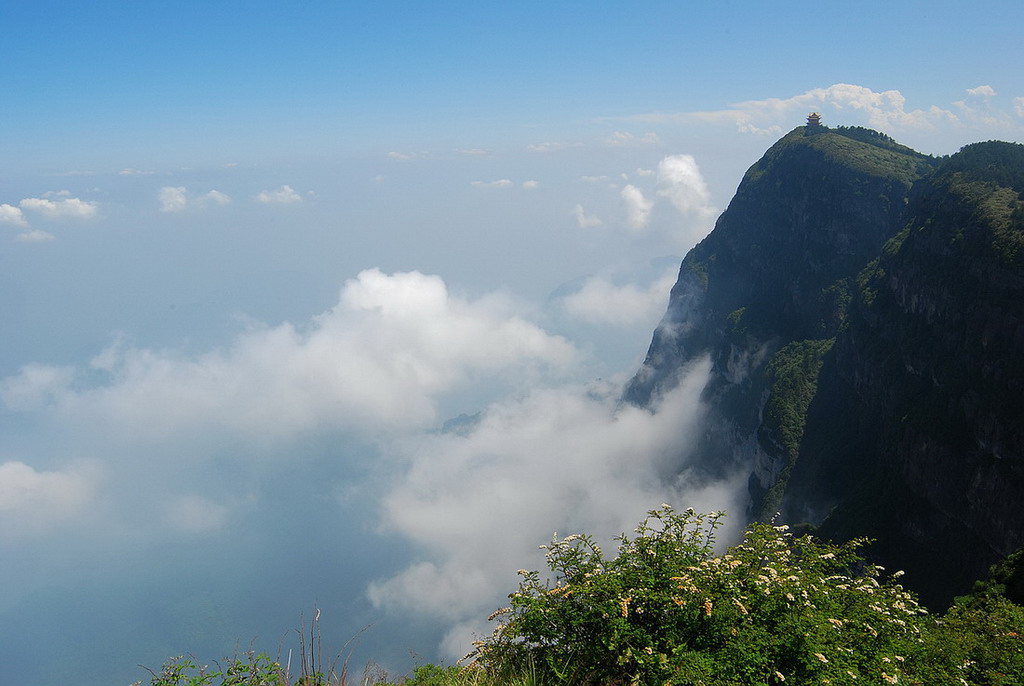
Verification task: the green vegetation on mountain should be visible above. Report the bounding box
[742,125,932,188]
[755,338,834,520]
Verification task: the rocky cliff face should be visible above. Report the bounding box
[629,127,1024,606]
[787,141,1024,604]
[626,126,933,490]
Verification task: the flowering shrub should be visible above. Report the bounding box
[472,506,929,685]
[136,651,288,686]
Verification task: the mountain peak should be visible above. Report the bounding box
[628,127,1024,607]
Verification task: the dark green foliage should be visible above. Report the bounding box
[911,141,1024,267]
[760,126,935,189]
[911,597,1024,685]
[912,549,1024,684]
[937,141,1024,194]
[138,652,288,686]
[832,126,924,157]
[755,339,834,519]
[969,547,1024,607]
[761,339,835,461]
[396,664,466,685]
[854,257,883,307]
[683,255,709,289]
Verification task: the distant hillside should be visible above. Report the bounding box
[627,125,1024,606]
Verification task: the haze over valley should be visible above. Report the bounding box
[2,3,1023,684]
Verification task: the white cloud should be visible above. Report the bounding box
[256,185,303,204]
[615,153,721,249]
[0,461,96,538]
[527,141,580,153]
[657,154,716,221]
[635,168,655,177]
[387,151,425,160]
[20,196,98,219]
[0,363,75,410]
[572,203,602,228]
[966,85,996,97]
[621,184,652,230]
[581,175,610,184]
[201,190,232,206]
[522,180,539,189]
[118,168,155,176]
[369,357,746,658]
[626,83,964,137]
[164,494,230,534]
[733,84,960,132]
[159,187,232,212]
[158,186,188,212]
[15,229,56,242]
[1016,97,1024,118]
[735,121,783,136]
[606,131,660,147]
[0,203,29,227]
[559,269,677,328]
[470,179,513,188]
[457,148,490,156]
[0,270,576,442]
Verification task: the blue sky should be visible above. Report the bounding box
[4,1,1021,167]
[2,2,1023,684]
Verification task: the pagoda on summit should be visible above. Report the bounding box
[806,112,822,127]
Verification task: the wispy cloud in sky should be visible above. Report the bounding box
[966,84,996,97]
[0,461,98,539]
[617,83,1024,150]
[158,186,189,212]
[20,195,98,219]
[558,268,678,328]
[13,229,55,242]
[621,184,653,230]
[255,185,303,204]
[572,203,602,228]
[470,179,513,188]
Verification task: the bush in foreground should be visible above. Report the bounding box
[471,506,929,684]
[140,507,1023,685]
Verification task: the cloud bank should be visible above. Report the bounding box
[0,263,742,670]
[370,354,745,658]
[2,270,575,443]
[620,83,1024,146]
[0,461,97,539]
[559,268,678,328]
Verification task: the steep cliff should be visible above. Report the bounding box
[628,127,1024,606]
[626,125,933,487]
[786,141,1024,604]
